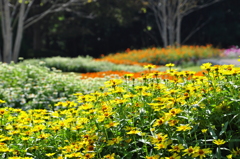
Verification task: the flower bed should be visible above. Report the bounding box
[221,46,240,58]
[0,62,240,158]
[97,45,221,65]
[0,62,105,110]
[21,56,148,73]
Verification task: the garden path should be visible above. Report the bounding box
[199,58,240,66]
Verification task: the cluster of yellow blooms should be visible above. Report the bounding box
[0,61,239,159]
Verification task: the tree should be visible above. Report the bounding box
[144,0,223,47]
[0,0,92,63]
[28,0,145,58]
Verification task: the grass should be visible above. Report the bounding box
[181,66,202,72]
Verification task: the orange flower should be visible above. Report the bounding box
[96,45,221,66]
[80,70,206,80]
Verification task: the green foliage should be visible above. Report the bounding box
[0,62,106,110]
[0,63,240,158]
[21,56,149,73]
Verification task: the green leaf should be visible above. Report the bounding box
[190,124,199,134]
[138,139,151,145]
[216,146,221,158]
[131,147,142,153]
[229,139,240,142]
[209,127,217,139]
[219,121,228,136]
[147,26,152,31]
[129,88,137,94]
[141,8,147,13]
[58,16,65,21]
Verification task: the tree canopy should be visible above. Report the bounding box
[0,0,239,61]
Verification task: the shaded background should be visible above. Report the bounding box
[6,0,240,59]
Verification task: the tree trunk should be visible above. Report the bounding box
[0,0,92,63]
[168,19,175,46]
[176,15,182,47]
[162,0,168,47]
[167,0,175,46]
[13,0,26,63]
[1,0,13,63]
[0,1,3,61]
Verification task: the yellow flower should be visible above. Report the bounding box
[150,128,155,132]
[135,85,149,92]
[144,64,156,69]
[0,109,6,115]
[37,133,51,139]
[168,144,184,153]
[154,142,168,150]
[127,130,142,135]
[183,146,199,156]
[46,153,56,157]
[124,74,134,78]
[123,94,136,99]
[150,133,168,144]
[153,118,165,127]
[0,136,13,142]
[166,68,178,73]
[21,137,30,141]
[165,153,181,159]
[168,120,179,126]
[169,108,182,116]
[5,124,13,130]
[176,124,192,131]
[107,136,123,145]
[65,152,82,158]
[103,153,115,159]
[125,138,132,143]
[201,129,207,133]
[146,155,160,159]
[142,92,152,97]
[227,154,232,159]
[213,139,226,145]
[165,63,175,67]
[105,122,119,128]
[192,148,212,159]
[83,153,95,159]
[200,63,212,70]
[0,100,6,104]
[230,147,240,157]
[104,79,123,87]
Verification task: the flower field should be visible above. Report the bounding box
[97,45,221,65]
[20,56,149,73]
[0,58,240,158]
[21,45,222,73]
[0,62,107,110]
[221,46,240,58]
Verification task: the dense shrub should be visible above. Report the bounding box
[0,62,106,110]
